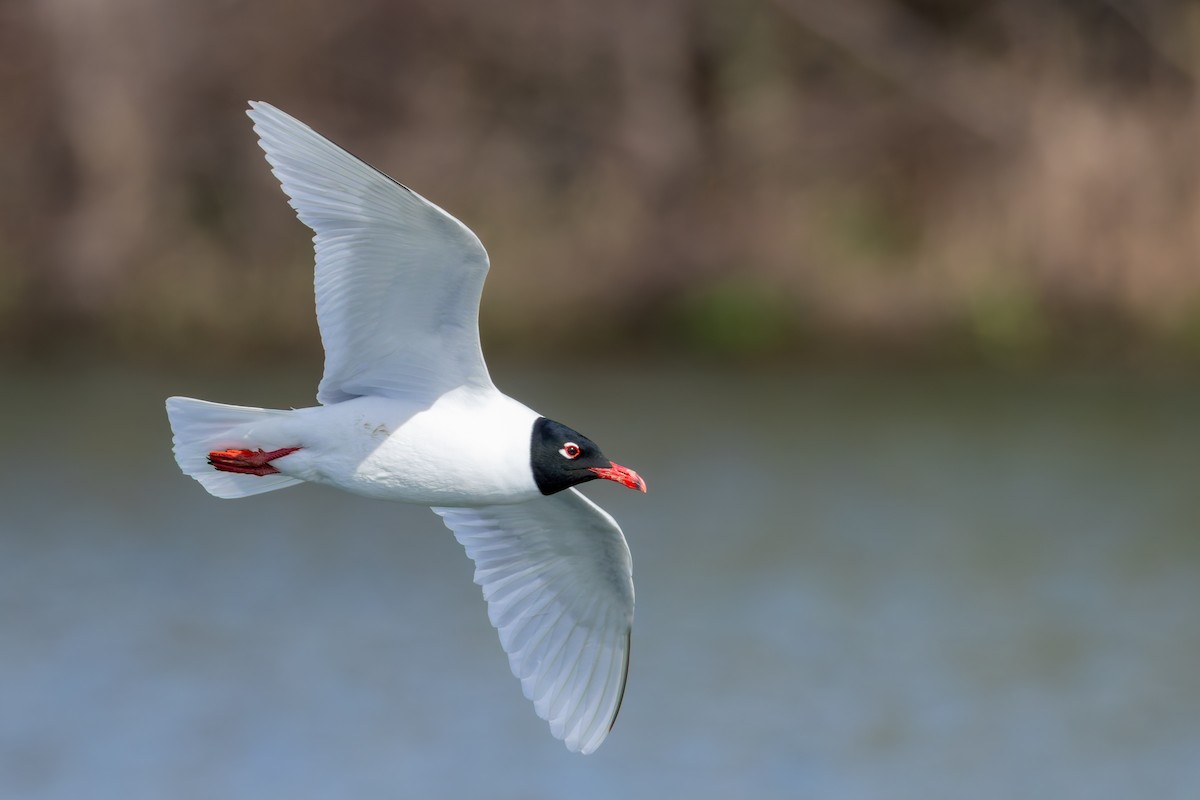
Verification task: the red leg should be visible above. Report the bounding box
[208,446,301,476]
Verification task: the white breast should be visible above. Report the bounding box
[268,388,543,506]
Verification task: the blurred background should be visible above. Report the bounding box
[2,0,1200,797]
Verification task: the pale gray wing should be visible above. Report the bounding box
[247,102,493,405]
[433,489,635,754]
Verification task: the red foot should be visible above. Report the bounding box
[208,446,301,476]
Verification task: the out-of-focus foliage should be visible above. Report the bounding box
[3,0,1200,362]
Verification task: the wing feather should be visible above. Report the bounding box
[433,489,635,754]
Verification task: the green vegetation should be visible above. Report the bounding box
[671,279,796,355]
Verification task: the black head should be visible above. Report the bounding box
[530,417,647,496]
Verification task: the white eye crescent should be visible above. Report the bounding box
[559,442,581,459]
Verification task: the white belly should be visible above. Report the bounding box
[265,388,543,506]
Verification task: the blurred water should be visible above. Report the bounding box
[2,360,1199,799]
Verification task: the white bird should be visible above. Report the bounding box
[165,102,646,755]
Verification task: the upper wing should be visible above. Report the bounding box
[433,489,635,754]
[247,101,494,405]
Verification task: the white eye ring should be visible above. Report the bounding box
[559,442,581,459]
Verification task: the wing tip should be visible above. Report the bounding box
[608,628,632,733]
[580,628,631,755]
[245,99,275,123]
[562,626,632,755]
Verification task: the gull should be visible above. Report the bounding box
[165,102,645,754]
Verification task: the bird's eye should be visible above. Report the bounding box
[559,442,581,459]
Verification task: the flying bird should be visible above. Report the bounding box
[165,102,645,754]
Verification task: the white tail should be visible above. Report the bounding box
[165,397,303,499]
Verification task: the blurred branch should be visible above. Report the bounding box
[769,0,1022,146]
